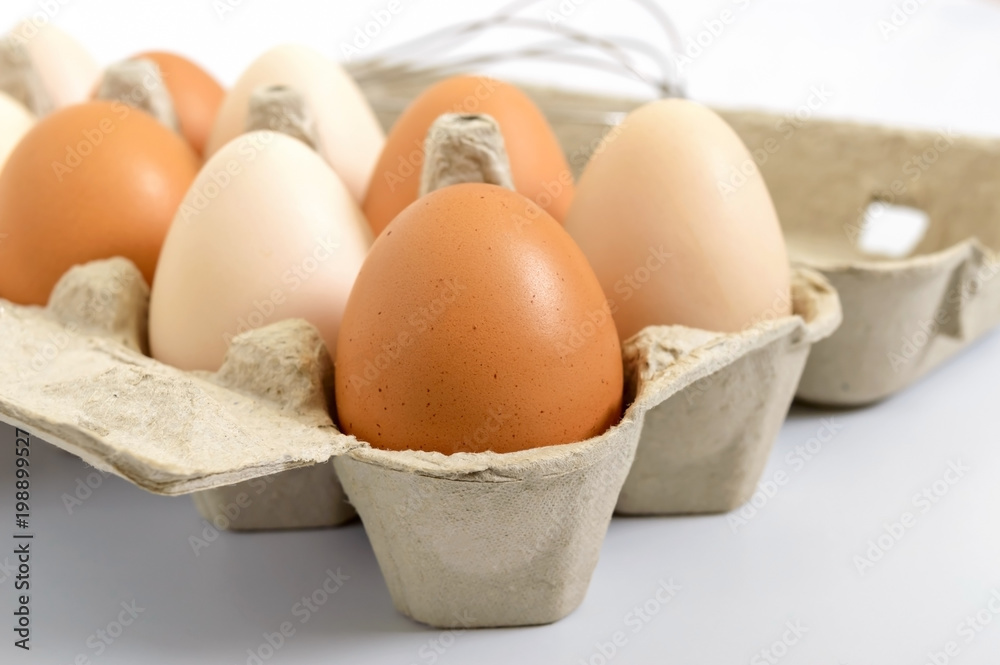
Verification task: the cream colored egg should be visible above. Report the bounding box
[564,98,791,340]
[205,45,384,203]
[11,21,100,108]
[149,130,373,371]
[0,92,34,169]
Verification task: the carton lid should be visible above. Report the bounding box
[0,258,357,495]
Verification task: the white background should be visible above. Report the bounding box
[2,0,1000,663]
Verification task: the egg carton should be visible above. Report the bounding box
[529,86,1000,406]
[362,79,1000,406]
[718,111,1000,405]
[0,256,837,625]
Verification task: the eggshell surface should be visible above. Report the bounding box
[149,130,372,372]
[205,45,384,203]
[564,99,792,340]
[0,92,34,168]
[11,21,100,109]
[137,51,224,156]
[336,183,623,455]
[363,76,575,236]
[0,100,200,305]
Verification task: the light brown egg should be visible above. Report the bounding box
[0,100,200,305]
[336,183,623,455]
[149,131,372,372]
[564,99,792,339]
[136,51,224,156]
[363,76,574,237]
[205,45,384,203]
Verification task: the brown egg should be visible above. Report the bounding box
[0,100,200,305]
[336,183,623,455]
[136,51,224,156]
[565,99,792,339]
[363,76,574,237]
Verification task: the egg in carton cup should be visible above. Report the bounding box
[0,41,844,627]
[545,91,1000,406]
[0,93,842,629]
[350,0,999,405]
[425,82,1000,408]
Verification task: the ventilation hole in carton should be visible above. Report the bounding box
[855,201,929,258]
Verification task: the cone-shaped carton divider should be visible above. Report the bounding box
[0,35,52,116]
[96,58,180,132]
[245,84,321,150]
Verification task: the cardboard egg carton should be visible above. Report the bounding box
[526,87,1000,407]
[358,75,1000,406]
[0,256,838,625]
[718,111,1000,405]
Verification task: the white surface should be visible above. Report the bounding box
[2,0,999,663]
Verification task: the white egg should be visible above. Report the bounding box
[149,130,373,371]
[565,99,791,339]
[206,45,385,203]
[0,92,34,169]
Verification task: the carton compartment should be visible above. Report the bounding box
[358,79,1000,407]
[721,112,1000,405]
[617,270,841,514]
[334,403,642,628]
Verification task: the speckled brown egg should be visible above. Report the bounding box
[336,183,622,455]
